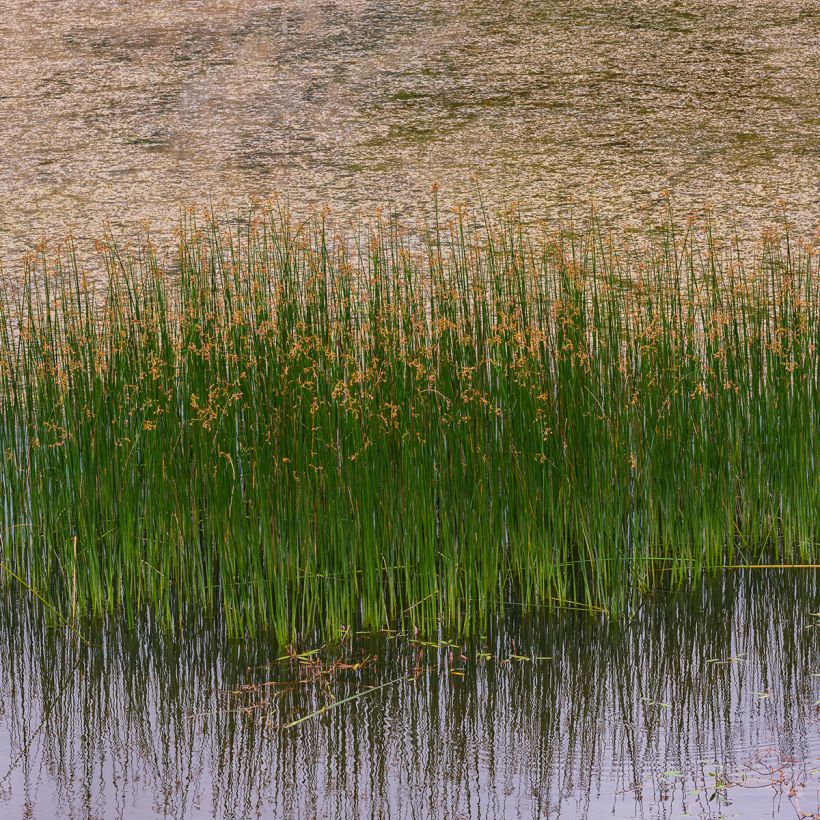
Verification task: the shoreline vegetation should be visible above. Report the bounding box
[0,204,817,640]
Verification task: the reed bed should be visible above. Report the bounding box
[0,206,816,639]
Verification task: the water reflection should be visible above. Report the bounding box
[0,0,818,261]
[0,571,817,818]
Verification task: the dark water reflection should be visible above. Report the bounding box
[0,571,817,818]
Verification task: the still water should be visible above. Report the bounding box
[0,572,817,819]
[0,0,818,260]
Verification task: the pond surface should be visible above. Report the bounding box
[0,571,817,819]
[0,0,818,261]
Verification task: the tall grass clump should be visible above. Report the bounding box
[0,205,817,639]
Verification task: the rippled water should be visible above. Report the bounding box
[0,0,818,262]
[0,572,817,819]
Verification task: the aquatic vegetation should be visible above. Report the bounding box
[0,205,817,639]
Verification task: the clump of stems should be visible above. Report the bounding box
[0,205,816,639]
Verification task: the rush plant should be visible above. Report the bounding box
[0,206,816,639]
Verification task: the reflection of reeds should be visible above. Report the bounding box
[0,571,816,818]
[0,206,817,638]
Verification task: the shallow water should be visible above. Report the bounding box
[0,571,817,819]
[0,0,818,261]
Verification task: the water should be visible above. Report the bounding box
[0,0,818,263]
[0,572,817,818]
